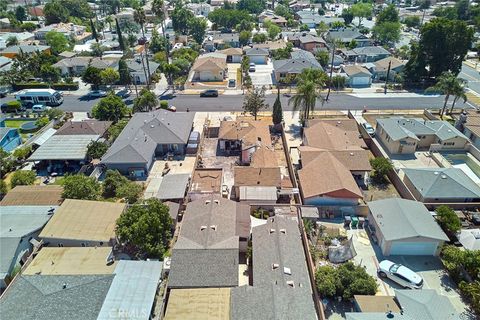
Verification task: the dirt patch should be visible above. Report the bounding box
[363,176,400,201]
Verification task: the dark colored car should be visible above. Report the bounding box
[472,213,480,225]
[1,102,25,113]
[200,89,219,97]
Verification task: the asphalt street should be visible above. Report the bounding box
[459,63,480,95]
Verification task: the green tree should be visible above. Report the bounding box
[316,265,340,297]
[243,86,268,120]
[11,171,36,188]
[44,1,70,24]
[208,9,252,30]
[171,5,194,35]
[90,19,98,42]
[239,30,252,46]
[21,22,37,32]
[13,146,32,161]
[82,66,103,89]
[62,174,101,200]
[116,182,143,203]
[315,50,329,67]
[403,16,421,28]
[115,18,126,51]
[252,33,267,43]
[116,198,173,258]
[6,36,18,47]
[369,157,393,182]
[107,119,129,142]
[189,17,208,44]
[237,0,265,14]
[455,0,470,21]
[0,148,15,177]
[0,179,7,196]
[40,65,61,83]
[133,88,158,112]
[300,24,310,32]
[15,6,27,23]
[268,24,281,40]
[372,21,401,45]
[36,116,49,128]
[350,2,373,27]
[118,59,131,86]
[92,93,129,122]
[342,8,354,25]
[376,4,399,24]
[45,31,70,54]
[272,89,283,125]
[103,169,129,198]
[44,108,64,120]
[100,67,120,87]
[430,71,466,117]
[86,141,109,160]
[435,205,461,235]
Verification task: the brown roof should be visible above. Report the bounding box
[219,120,271,148]
[354,295,401,313]
[165,288,231,320]
[0,185,63,206]
[190,168,223,193]
[342,65,372,77]
[252,40,288,51]
[192,56,227,72]
[234,167,282,187]
[299,146,371,172]
[374,56,405,72]
[464,111,480,138]
[303,119,366,150]
[218,47,243,56]
[250,146,278,168]
[298,152,363,200]
[55,120,112,136]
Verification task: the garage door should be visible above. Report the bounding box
[249,56,266,65]
[390,242,438,256]
[351,76,370,87]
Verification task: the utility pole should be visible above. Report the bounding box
[384,60,392,95]
[326,42,336,101]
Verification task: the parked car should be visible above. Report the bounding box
[0,87,8,98]
[228,79,236,88]
[88,90,107,98]
[200,89,219,97]
[116,89,130,98]
[362,122,375,137]
[472,213,480,225]
[167,105,177,112]
[1,101,25,113]
[378,260,423,289]
[249,62,256,72]
[32,104,51,113]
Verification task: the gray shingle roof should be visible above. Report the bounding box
[126,58,160,75]
[403,168,480,200]
[348,46,391,56]
[368,198,448,242]
[156,173,190,200]
[0,274,114,320]
[1,45,50,54]
[245,47,269,56]
[101,111,194,166]
[394,289,460,320]
[273,50,322,73]
[328,29,369,42]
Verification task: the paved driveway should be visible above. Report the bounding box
[249,61,274,88]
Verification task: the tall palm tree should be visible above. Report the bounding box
[449,79,468,115]
[431,71,465,118]
[134,8,152,87]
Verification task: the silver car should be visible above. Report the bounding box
[362,122,375,137]
[378,260,423,289]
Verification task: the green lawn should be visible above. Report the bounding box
[4,119,31,128]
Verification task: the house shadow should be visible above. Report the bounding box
[286,122,302,140]
[323,299,354,319]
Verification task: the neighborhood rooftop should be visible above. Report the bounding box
[0,185,63,206]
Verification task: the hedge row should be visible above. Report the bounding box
[13,82,79,91]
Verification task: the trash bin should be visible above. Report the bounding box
[351,216,359,228]
[344,215,351,228]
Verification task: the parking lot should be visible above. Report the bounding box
[249,61,274,88]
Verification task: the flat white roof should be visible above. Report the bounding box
[29,134,98,161]
[239,186,278,201]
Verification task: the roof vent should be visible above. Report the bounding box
[434,171,439,175]
[214,199,219,204]
[200,225,207,231]
[272,263,279,269]
[150,125,154,128]
[280,228,286,234]
[210,225,217,231]
[283,267,292,275]
[205,200,211,204]
[62,283,67,289]
[386,311,394,319]
[441,175,447,179]
[269,228,275,234]
[287,280,294,287]
[350,152,354,156]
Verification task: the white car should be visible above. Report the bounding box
[378,260,423,289]
[88,90,107,98]
[362,122,375,137]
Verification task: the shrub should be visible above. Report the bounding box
[435,205,461,235]
[12,82,79,91]
[160,101,168,109]
[11,170,36,188]
[35,117,50,128]
[0,179,7,195]
[370,157,393,183]
[62,174,101,200]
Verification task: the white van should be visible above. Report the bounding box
[15,89,64,107]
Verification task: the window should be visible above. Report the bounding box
[443,142,455,146]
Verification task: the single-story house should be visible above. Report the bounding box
[289,0,311,12]
[0,185,63,206]
[168,196,250,288]
[367,198,448,256]
[253,40,288,52]
[186,2,212,16]
[402,167,480,203]
[218,47,243,63]
[326,29,373,48]
[263,15,288,27]
[55,120,112,137]
[126,57,160,85]
[191,54,227,82]
[188,168,223,201]
[53,57,119,76]
[342,46,391,63]
[245,47,269,65]
[34,23,91,44]
[233,167,282,199]
[0,127,22,152]
[303,119,367,151]
[376,117,469,154]
[273,49,322,82]
[101,111,195,178]
[295,10,344,28]
[31,128,57,148]
[460,111,480,149]
[0,45,51,58]
[458,229,480,251]
[372,56,405,81]
[0,206,56,289]
[203,33,240,51]
[39,199,126,247]
[342,65,372,88]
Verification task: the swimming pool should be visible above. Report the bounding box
[440,152,480,184]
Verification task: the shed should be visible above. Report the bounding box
[156,174,190,201]
[239,186,278,203]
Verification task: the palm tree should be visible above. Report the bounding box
[431,71,465,118]
[449,79,467,115]
[134,8,151,87]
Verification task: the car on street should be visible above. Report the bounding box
[378,260,424,289]
[167,105,177,112]
[362,122,375,137]
[228,79,236,88]
[32,104,51,113]
[116,89,130,98]
[88,90,107,98]
[249,63,256,72]
[200,89,219,97]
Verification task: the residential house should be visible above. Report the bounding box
[245,47,269,65]
[230,215,317,320]
[188,168,223,201]
[273,49,322,82]
[31,128,57,148]
[296,9,344,28]
[259,12,288,27]
[0,206,56,289]
[53,57,119,76]
[367,198,448,256]
[0,55,12,71]
[0,185,63,206]
[326,29,373,48]
[156,173,190,202]
[253,40,288,52]
[287,32,327,53]
[233,167,283,199]
[101,111,195,177]
[302,119,367,150]
[34,23,91,44]
[168,196,251,288]
[376,117,469,154]
[342,65,372,87]
[187,2,212,17]
[204,33,240,51]
[458,229,480,251]
[55,120,112,137]
[402,168,480,203]
[0,45,50,58]
[353,295,401,313]
[346,289,459,320]
[39,199,126,247]
[218,47,243,63]
[458,111,480,149]
[343,46,391,63]
[126,57,160,85]
[0,127,21,152]
[289,0,311,12]
[218,119,272,163]
[191,54,227,81]
[372,56,405,80]
[28,5,45,17]
[0,32,35,49]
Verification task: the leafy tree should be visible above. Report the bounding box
[432,6,457,20]
[1,148,16,177]
[272,44,293,60]
[133,88,158,113]
[300,24,310,32]
[316,265,340,297]
[331,75,346,89]
[6,36,18,47]
[208,9,252,30]
[100,67,120,87]
[103,169,129,198]
[289,68,327,123]
[45,31,70,54]
[62,174,101,200]
[430,71,466,117]
[44,108,64,120]
[237,0,265,14]
[243,87,268,120]
[315,50,329,67]
[369,157,393,182]
[82,66,103,89]
[189,17,208,44]
[268,24,282,40]
[86,141,109,160]
[403,16,421,28]
[372,21,401,45]
[350,3,372,26]
[115,18,126,51]
[149,30,167,53]
[376,4,399,24]
[90,19,98,42]
[36,117,49,128]
[118,59,131,86]
[455,0,470,21]
[152,0,166,32]
[15,6,27,23]
[134,7,147,38]
[435,205,461,235]
[239,30,252,46]
[116,182,143,204]
[92,93,129,122]
[116,198,173,258]
[107,119,129,142]
[44,1,70,25]
[40,65,61,83]
[342,8,354,25]
[161,63,180,85]
[252,33,267,43]
[272,90,283,125]
[13,146,32,161]
[0,179,7,196]
[21,22,37,32]
[91,43,106,57]
[11,171,36,188]
[171,5,194,35]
